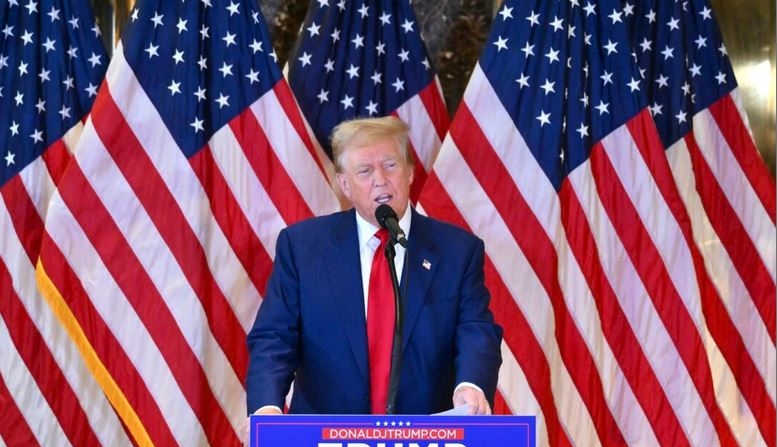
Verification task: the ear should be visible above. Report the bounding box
[336,173,352,200]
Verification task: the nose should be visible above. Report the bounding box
[372,166,388,185]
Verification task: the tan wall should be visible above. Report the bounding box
[710,0,775,173]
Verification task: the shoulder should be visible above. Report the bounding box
[282,209,354,236]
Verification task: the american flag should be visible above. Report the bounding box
[0,0,132,444]
[625,1,776,444]
[35,0,338,445]
[419,0,773,445]
[287,0,450,202]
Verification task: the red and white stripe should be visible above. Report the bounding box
[420,64,774,446]
[36,43,339,446]
[393,78,450,201]
[665,89,776,446]
[1,125,132,446]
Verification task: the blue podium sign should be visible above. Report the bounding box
[248,414,535,447]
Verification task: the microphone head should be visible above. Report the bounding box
[375,204,397,227]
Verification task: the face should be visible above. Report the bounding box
[336,139,414,227]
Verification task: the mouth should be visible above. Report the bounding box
[374,194,392,204]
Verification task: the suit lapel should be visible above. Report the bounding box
[401,210,439,353]
[322,210,370,383]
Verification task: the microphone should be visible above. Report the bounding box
[375,204,408,248]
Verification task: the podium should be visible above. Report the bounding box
[248,414,535,446]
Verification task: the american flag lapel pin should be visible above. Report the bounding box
[422,259,431,270]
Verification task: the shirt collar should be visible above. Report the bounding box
[356,206,412,249]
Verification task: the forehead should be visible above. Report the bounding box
[342,140,402,165]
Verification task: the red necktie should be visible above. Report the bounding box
[367,228,395,414]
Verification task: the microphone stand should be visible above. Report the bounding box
[383,238,404,414]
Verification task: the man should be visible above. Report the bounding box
[246,116,502,416]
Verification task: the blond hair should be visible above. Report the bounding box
[330,116,413,173]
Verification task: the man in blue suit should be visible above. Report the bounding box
[246,116,502,416]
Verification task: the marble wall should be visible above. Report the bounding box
[95,0,775,175]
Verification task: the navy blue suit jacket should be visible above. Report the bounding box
[246,208,502,414]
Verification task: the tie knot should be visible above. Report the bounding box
[374,228,390,246]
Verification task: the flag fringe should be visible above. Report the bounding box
[34,259,152,447]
